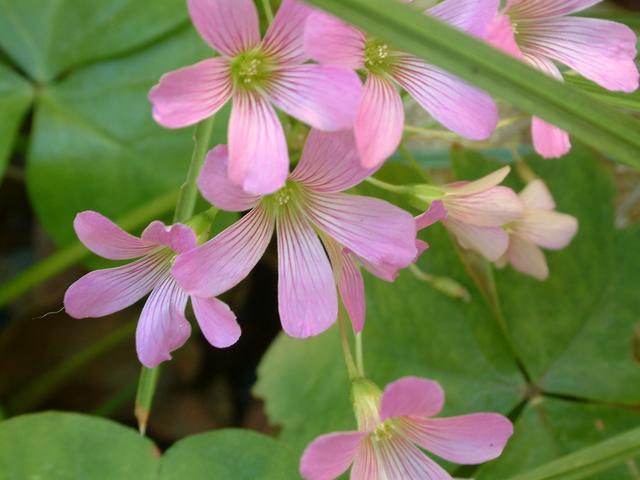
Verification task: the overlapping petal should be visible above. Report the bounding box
[506,0,603,19]
[268,65,362,131]
[376,436,452,480]
[393,56,498,140]
[506,236,549,280]
[300,431,364,480]
[514,210,579,249]
[350,438,380,480]
[173,205,275,297]
[277,206,338,338]
[149,58,232,129]
[428,0,500,38]
[136,276,191,368]
[380,376,445,421]
[445,186,523,227]
[304,11,365,69]
[531,116,571,159]
[519,179,555,210]
[487,14,524,58]
[444,218,510,261]
[187,0,260,56]
[73,211,156,260]
[262,0,312,64]
[416,200,447,230]
[355,74,405,168]
[445,166,510,196]
[228,90,288,195]
[198,145,261,212]
[141,222,197,254]
[192,296,241,348]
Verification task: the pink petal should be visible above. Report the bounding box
[141,222,197,254]
[305,192,418,269]
[506,235,549,280]
[172,205,275,297]
[304,11,365,69]
[268,64,362,131]
[445,186,524,227]
[393,56,498,140]
[149,58,232,129]
[228,90,288,195]
[514,210,579,249]
[519,179,556,210]
[522,17,639,92]
[64,252,170,319]
[357,256,404,283]
[443,218,510,261]
[350,438,379,480]
[416,200,447,230]
[427,0,500,38]
[376,435,452,480]
[486,14,524,59]
[262,0,312,64]
[300,431,364,480]
[532,117,571,159]
[380,376,445,421]
[355,74,405,168]
[136,277,191,368]
[291,129,377,193]
[277,207,338,338]
[191,296,241,348]
[187,0,260,56]
[505,0,603,19]
[198,145,261,211]
[445,166,511,196]
[400,413,514,464]
[73,211,155,260]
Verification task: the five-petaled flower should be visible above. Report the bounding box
[487,0,639,158]
[305,0,500,168]
[149,0,362,195]
[64,213,241,368]
[300,376,513,479]
[172,130,440,338]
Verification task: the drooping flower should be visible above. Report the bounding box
[496,179,578,280]
[173,130,428,337]
[300,376,513,480]
[416,166,524,261]
[64,213,241,368]
[305,0,500,168]
[487,0,639,158]
[149,0,362,195]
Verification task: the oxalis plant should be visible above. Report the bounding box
[0,0,639,479]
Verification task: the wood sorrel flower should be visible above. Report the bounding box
[305,0,500,168]
[63,213,240,368]
[416,166,524,261]
[149,0,362,195]
[496,179,578,280]
[300,376,513,479]
[487,0,639,158]
[172,130,422,338]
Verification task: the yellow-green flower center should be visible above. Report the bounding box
[231,50,272,89]
[364,38,395,73]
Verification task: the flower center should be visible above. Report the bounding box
[364,38,395,73]
[371,420,395,442]
[274,186,292,206]
[231,51,272,89]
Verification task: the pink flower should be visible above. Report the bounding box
[487,0,639,158]
[172,130,425,337]
[149,0,362,195]
[417,166,524,261]
[300,376,513,480]
[496,179,578,280]
[305,0,500,168]
[63,213,241,368]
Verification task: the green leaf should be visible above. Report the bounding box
[305,0,640,169]
[0,0,189,82]
[160,429,299,480]
[565,75,640,112]
[0,64,32,182]
[26,27,212,246]
[0,412,158,479]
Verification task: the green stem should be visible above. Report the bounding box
[261,0,274,23]
[365,176,413,194]
[338,303,359,380]
[355,333,365,377]
[134,116,216,435]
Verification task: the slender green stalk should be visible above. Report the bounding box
[365,176,413,194]
[0,191,178,308]
[355,333,365,377]
[504,426,640,480]
[261,0,274,23]
[135,116,216,435]
[6,321,136,413]
[337,303,359,380]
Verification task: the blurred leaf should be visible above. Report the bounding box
[0,412,158,479]
[565,75,640,112]
[0,0,189,82]
[160,429,299,480]
[26,27,213,246]
[0,64,32,182]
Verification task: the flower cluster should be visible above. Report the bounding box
[62,0,637,478]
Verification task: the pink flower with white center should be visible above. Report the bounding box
[300,376,513,480]
[496,179,578,280]
[417,166,524,261]
[172,130,421,338]
[487,0,639,158]
[149,0,362,195]
[305,0,500,168]
[63,213,241,368]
